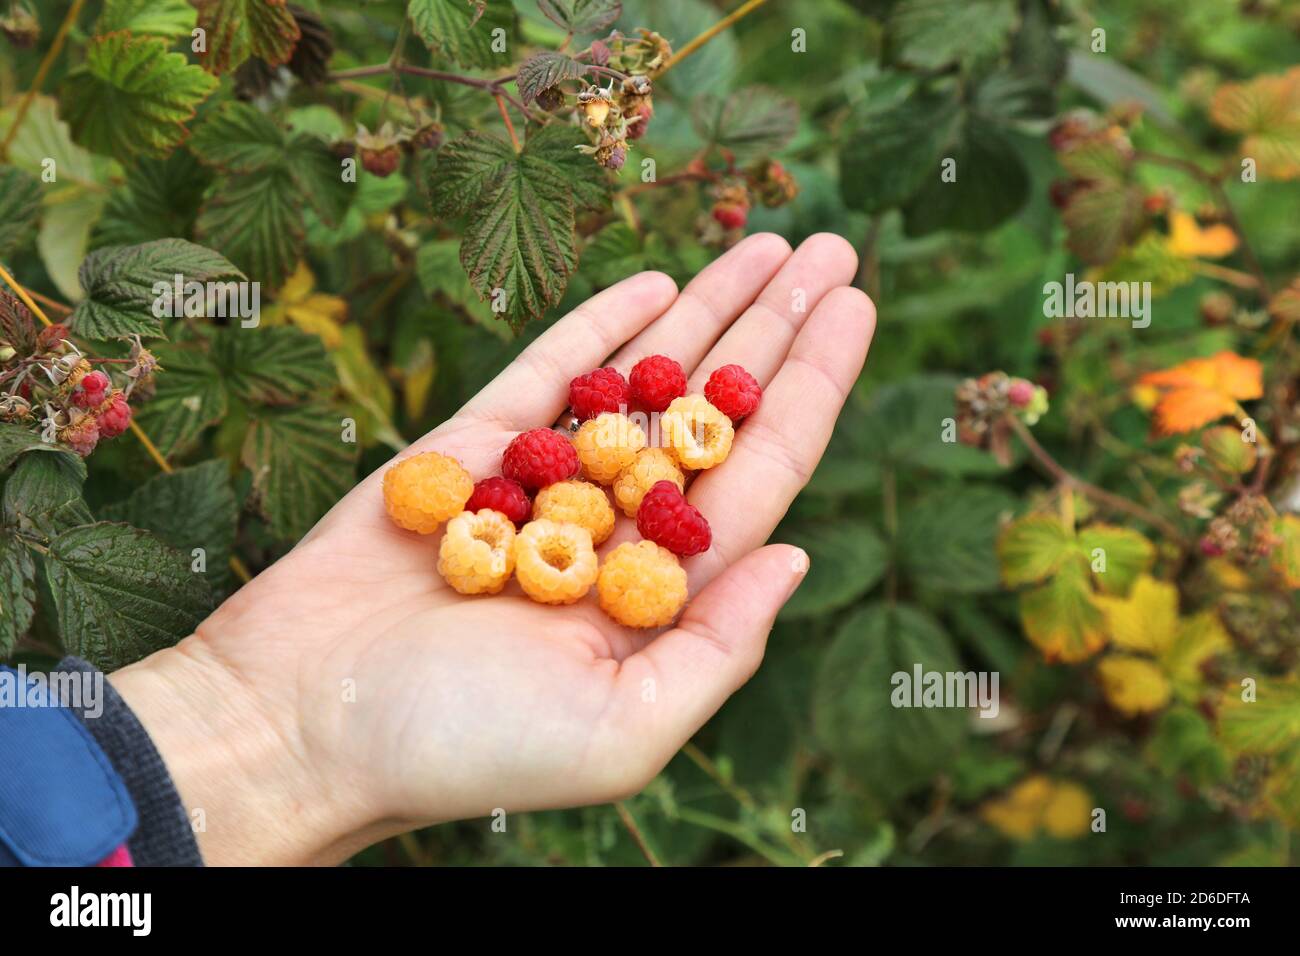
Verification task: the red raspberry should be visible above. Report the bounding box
[628,355,686,412]
[59,415,99,457]
[568,367,631,421]
[464,476,531,527]
[704,364,762,422]
[502,428,580,492]
[712,202,748,230]
[636,480,711,556]
[72,370,111,409]
[97,392,132,439]
[1007,380,1036,408]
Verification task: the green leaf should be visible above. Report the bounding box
[777,519,888,619]
[0,423,82,473]
[196,165,304,289]
[1219,677,1300,755]
[95,0,197,37]
[45,522,214,670]
[1018,557,1106,662]
[242,403,357,540]
[692,87,799,164]
[193,0,301,75]
[997,514,1075,586]
[92,151,214,249]
[1063,180,1146,265]
[99,461,237,586]
[286,134,352,228]
[416,238,495,325]
[899,486,1016,594]
[212,326,336,404]
[901,119,1030,235]
[538,0,622,34]
[516,51,584,105]
[408,0,516,69]
[1076,524,1154,595]
[2,453,91,540]
[0,531,36,657]
[840,90,960,214]
[0,166,41,258]
[189,101,288,172]
[60,33,218,162]
[890,0,1018,70]
[132,343,228,456]
[71,239,244,340]
[813,602,966,800]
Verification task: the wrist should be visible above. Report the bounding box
[109,637,382,865]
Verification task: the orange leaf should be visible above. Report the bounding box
[1137,352,1262,436]
[1167,211,1238,259]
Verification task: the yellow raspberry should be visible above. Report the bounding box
[598,540,688,628]
[574,412,647,484]
[533,480,616,545]
[437,510,517,594]
[613,448,685,517]
[515,519,599,605]
[382,451,473,534]
[661,394,734,470]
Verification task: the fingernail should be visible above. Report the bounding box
[787,548,810,594]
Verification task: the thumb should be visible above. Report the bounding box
[615,543,809,763]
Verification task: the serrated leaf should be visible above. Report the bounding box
[60,33,218,162]
[99,460,237,586]
[777,519,888,619]
[899,486,1016,594]
[1062,180,1146,265]
[408,0,516,69]
[1018,558,1106,663]
[196,165,304,289]
[133,343,229,456]
[1161,611,1230,698]
[841,90,960,214]
[71,239,244,340]
[902,118,1030,235]
[0,166,41,258]
[416,238,494,324]
[0,532,36,656]
[1097,655,1171,717]
[1219,677,1300,755]
[516,51,584,105]
[1209,68,1300,181]
[0,423,82,473]
[212,325,336,404]
[96,0,197,37]
[92,151,214,250]
[997,514,1074,586]
[890,0,1018,70]
[1077,524,1154,596]
[813,602,966,800]
[45,522,214,670]
[242,403,357,540]
[692,87,799,164]
[2,453,91,540]
[538,0,622,34]
[194,0,302,75]
[189,101,288,172]
[286,134,351,228]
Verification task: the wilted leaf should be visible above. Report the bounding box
[1161,611,1231,697]
[193,0,302,75]
[1209,67,1300,180]
[981,775,1091,841]
[1018,558,1106,662]
[1097,655,1171,716]
[1167,210,1238,259]
[1137,351,1262,436]
[1095,574,1178,654]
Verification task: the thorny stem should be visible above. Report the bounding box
[663,0,770,75]
[613,802,662,866]
[330,63,537,124]
[0,0,86,160]
[1007,415,1188,545]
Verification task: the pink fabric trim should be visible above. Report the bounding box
[96,844,134,867]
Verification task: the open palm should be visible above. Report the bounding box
[132,232,875,863]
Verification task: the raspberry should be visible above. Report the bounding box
[533,480,616,546]
[502,428,580,492]
[59,413,99,458]
[72,370,110,409]
[703,364,762,422]
[437,510,517,595]
[597,541,688,628]
[612,447,684,517]
[712,201,748,231]
[1007,380,1035,408]
[383,451,474,534]
[636,481,711,556]
[96,392,132,439]
[574,412,647,484]
[661,394,734,470]
[568,367,630,421]
[465,476,531,527]
[515,519,599,605]
[628,355,686,412]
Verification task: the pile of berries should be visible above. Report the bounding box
[382,355,763,628]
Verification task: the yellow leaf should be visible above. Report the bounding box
[1019,559,1107,663]
[1042,781,1093,839]
[981,776,1093,842]
[1097,655,1172,716]
[265,261,348,349]
[1095,574,1178,653]
[1160,611,1231,695]
[1137,351,1262,436]
[1209,67,1300,180]
[1269,514,1300,588]
[1167,210,1238,259]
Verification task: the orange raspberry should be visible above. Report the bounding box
[382,451,473,534]
[612,448,684,517]
[661,394,734,470]
[437,510,517,594]
[574,412,647,484]
[532,480,616,546]
[597,541,688,628]
[514,519,599,605]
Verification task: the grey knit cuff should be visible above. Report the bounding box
[53,657,204,867]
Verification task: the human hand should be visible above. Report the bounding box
[110,232,875,865]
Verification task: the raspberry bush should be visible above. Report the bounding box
[2,0,1299,869]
